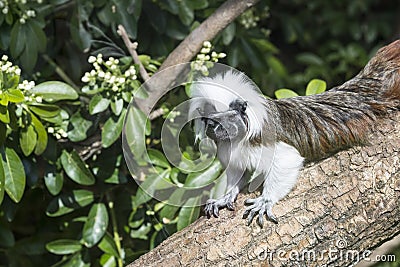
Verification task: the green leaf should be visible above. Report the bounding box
[296,53,324,66]
[89,94,110,115]
[28,19,47,53]
[10,22,25,58]
[101,108,126,148]
[305,79,327,95]
[110,97,124,116]
[0,158,5,205]
[82,203,109,248]
[67,112,93,142]
[99,254,116,267]
[0,123,6,147]
[98,233,119,258]
[31,81,78,102]
[20,124,37,156]
[186,0,208,10]
[4,75,20,90]
[147,149,170,168]
[0,105,10,123]
[177,196,200,230]
[222,22,236,45]
[132,187,152,208]
[274,89,299,99]
[3,147,25,203]
[123,106,149,158]
[130,223,151,240]
[30,111,48,155]
[29,104,61,118]
[6,89,24,103]
[266,55,287,77]
[178,1,194,26]
[60,150,95,185]
[60,251,90,267]
[46,239,82,255]
[185,161,221,188]
[0,224,15,247]
[46,190,94,217]
[44,171,63,196]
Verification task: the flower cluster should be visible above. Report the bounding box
[1,55,35,93]
[81,54,138,95]
[0,0,40,23]
[191,41,226,76]
[0,55,21,76]
[239,6,269,29]
[47,126,68,140]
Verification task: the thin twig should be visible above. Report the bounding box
[117,25,150,82]
[42,54,80,90]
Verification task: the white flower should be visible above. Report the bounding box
[203,41,212,48]
[81,75,90,83]
[88,56,96,63]
[19,18,26,24]
[124,70,131,77]
[26,10,36,17]
[35,96,43,103]
[105,72,111,80]
[47,127,55,133]
[200,47,210,54]
[98,71,105,78]
[1,55,8,61]
[118,77,126,83]
[218,52,226,58]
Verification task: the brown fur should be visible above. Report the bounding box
[265,41,400,162]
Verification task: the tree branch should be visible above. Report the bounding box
[117,25,150,82]
[127,41,400,266]
[134,0,261,114]
[159,0,260,71]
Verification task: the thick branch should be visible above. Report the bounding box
[128,41,400,266]
[134,0,260,114]
[159,0,260,71]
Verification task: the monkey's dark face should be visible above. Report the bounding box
[202,99,248,142]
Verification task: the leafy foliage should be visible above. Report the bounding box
[0,0,398,266]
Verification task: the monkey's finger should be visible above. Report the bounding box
[257,213,264,228]
[204,205,212,218]
[266,208,278,224]
[246,209,257,225]
[213,205,219,218]
[244,198,257,205]
[257,206,265,227]
[226,201,234,210]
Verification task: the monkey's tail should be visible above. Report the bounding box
[274,40,400,161]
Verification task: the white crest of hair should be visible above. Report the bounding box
[189,70,268,139]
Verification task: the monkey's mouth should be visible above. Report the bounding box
[202,110,248,142]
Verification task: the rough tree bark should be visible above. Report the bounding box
[127,41,400,266]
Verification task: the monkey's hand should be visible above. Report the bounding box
[243,196,278,227]
[204,194,236,218]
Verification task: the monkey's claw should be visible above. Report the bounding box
[243,197,278,227]
[204,197,235,218]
